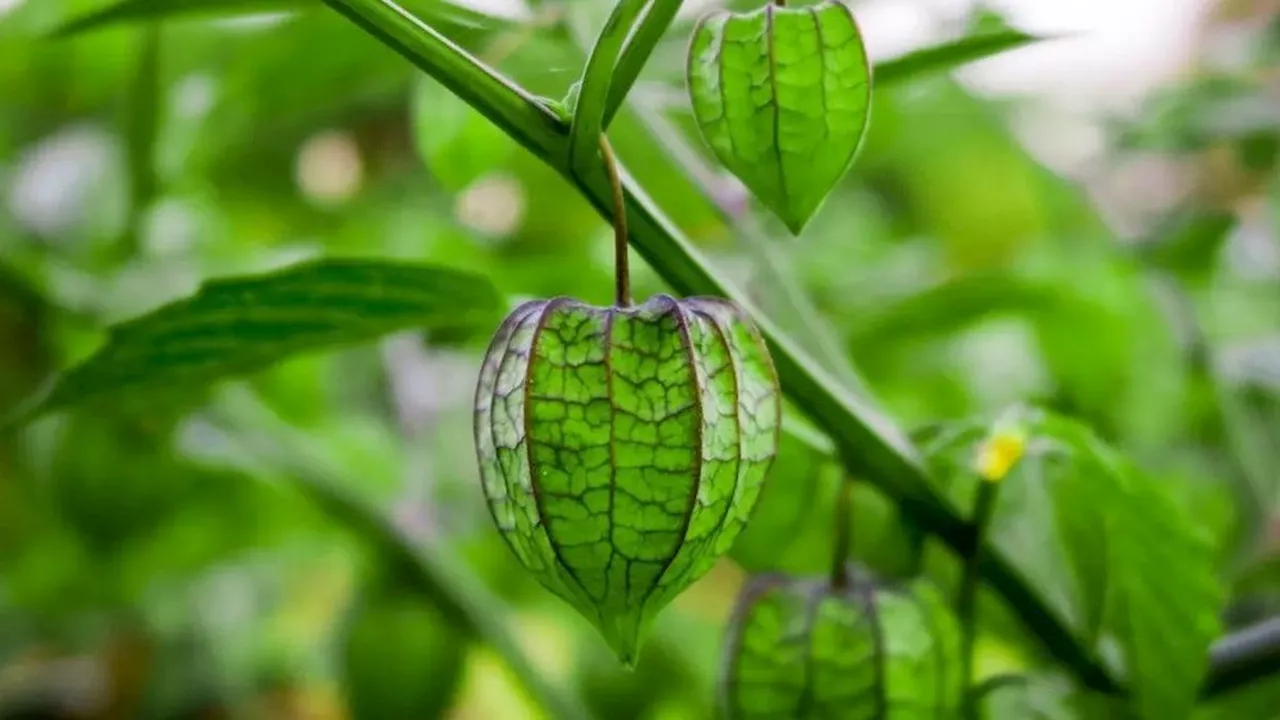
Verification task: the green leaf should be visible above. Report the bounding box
[474,295,782,663]
[687,1,873,234]
[12,259,502,425]
[1042,416,1225,720]
[412,73,516,190]
[924,410,1227,714]
[873,29,1049,88]
[51,0,505,37]
[1134,211,1236,276]
[568,0,649,179]
[602,0,684,129]
[52,0,308,36]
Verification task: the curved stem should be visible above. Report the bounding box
[599,135,631,308]
[830,476,854,589]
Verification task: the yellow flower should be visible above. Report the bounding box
[975,426,1027,482]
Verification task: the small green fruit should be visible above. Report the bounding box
[723,570,963,719]
[341,585,468,720]
[474,294,781,663]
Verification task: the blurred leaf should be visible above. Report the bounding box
[1042,415,1225,720]
[412,73,516,191]
[51,0,506,37]
[874,30,1051,88]
[11,259,503,425]
[849,273,1060,347]
[687,2,872,234]
[1136,211,1237,277]
[201,386,592,720]
[53,0,309,36]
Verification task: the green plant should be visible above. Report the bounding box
[4,0,1279,718]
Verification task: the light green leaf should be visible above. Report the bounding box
[412,73,516,190]
[11,259,503,424]
[873,29,1048,88]
[924,410,1226,716]
[688,1,872,234]
[1040,416,1225,720]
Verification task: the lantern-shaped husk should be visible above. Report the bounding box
[474,294,781,662]
[722,570,963,719]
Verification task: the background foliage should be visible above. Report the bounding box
[0,0,1278,718]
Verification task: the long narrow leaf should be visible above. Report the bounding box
[602,0,684,128]
[51,0,504,37]
[7,259,504,425]
[567,0,648,179]
[874,30,1050,88]
[54,0,308,36]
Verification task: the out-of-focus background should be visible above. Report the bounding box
[0,0,1277,717]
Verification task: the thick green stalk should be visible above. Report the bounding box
[320,0,1117,694]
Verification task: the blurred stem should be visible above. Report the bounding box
[205,387,592,720]
[1150,270,1273,571]
[120,22,161,260]
[830,477,854,590]
[600,136,631,307]
[960,478,1000,719]
[1203,618,1280,699]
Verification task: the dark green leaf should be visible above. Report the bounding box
[1134,211,1237,275]
[874,30,1051,88]
[53,0,308,37]
[11,259,502,425]
[688,1,873,234]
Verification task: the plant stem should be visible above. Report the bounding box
[959,477,1001,719]
[830,477,854,590]
[1203,617,1280,699]
[600,135,631,307]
